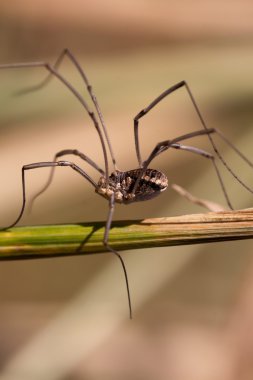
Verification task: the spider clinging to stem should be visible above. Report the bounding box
[1,49,253,319]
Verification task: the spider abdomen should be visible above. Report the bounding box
[97,168,168,203]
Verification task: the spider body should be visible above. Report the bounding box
[1,48,253,319]
[97,168,168,203]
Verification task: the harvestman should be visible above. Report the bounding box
[1,49,253,319]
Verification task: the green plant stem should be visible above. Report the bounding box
[1,209,253,260]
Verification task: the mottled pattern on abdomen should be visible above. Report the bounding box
[109,168,168,203]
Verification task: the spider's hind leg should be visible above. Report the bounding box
[169,142,233,209]
[133,81,186,167]
[133,81,253,199]
[132,128,253,210]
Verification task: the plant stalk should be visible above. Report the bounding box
[1,208,253,260]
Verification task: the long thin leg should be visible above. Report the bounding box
[29,149,105,211]
[14,48,118,170]
[171,184,226,212]
[131,128,253,209]
[134,82,185,167]
[5,160,98,229]
[0,61,110,185]
[212,128,253,168]
[103,193,132,319]
[14,50,66,95]
[55,149,105,175]
[146,128,253,194]
[133,81,253,190]
[169,142,233,209]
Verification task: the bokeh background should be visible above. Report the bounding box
[1,1,253,379]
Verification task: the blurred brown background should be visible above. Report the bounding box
[1,1,253,379]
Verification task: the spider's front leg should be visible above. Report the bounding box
[12,48,118,171]
[3,160,97,230]
[103,193,132,319]
[29,149,105,213]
